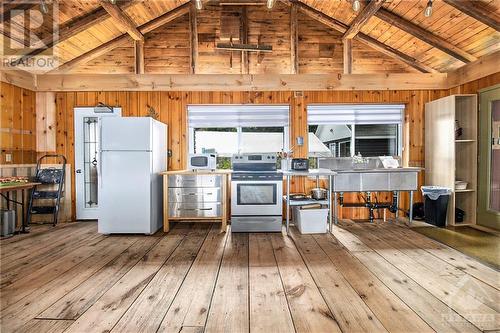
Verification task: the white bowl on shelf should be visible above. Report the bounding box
[455,180,468,190]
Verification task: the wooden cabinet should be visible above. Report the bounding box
[162,170,229,232]
[425,94,478,226]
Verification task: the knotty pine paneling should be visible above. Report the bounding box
[0,82,36,164]
[28,71,500,220]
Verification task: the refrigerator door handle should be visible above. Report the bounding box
[98,122,103,189]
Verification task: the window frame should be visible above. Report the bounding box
[307,104,404,158]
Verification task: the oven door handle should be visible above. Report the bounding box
[178,208,213,211]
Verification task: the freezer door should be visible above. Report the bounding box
[99,151,154,234]
[101,117,152,151]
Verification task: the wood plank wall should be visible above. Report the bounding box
[3,72,499,221]
[0,82,37,164]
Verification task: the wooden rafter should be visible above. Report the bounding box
[290,3,299,74]
[240,7,249,74]
[285,0,436,73]
[189,3,199,74]
[443,0,500,32]
[375,8,477,63]
[134,40,145,74]
[1,3,35,23]
[17,2,137,61]
[100,0,144,41]
[343,39,352,74]
[53,3,191,73]
[343,0,385,40]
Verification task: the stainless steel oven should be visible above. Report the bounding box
[231,173,283,216]
[230,153,283,232]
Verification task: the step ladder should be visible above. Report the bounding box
[27,155,67,227]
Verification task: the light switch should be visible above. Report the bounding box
[5,153,12,162]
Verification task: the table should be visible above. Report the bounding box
[280,169,337,234]
[0,182,40,233]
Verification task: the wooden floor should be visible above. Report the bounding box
[1,220,499,333]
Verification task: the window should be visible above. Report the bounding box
[307,104,404,158]
[188,105,290,168]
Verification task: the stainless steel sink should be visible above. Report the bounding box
[318,157,422,192]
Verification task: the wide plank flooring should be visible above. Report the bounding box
[1,220,499,333]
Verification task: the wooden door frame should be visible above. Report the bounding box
[478,84,500,230]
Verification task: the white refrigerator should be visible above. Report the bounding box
[98,117,167,234]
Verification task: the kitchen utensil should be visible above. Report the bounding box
[289,193,308,200]
[311,187,327,200]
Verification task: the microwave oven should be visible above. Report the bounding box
[188,153,217,170]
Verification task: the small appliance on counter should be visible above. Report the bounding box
[291,158,309,171]
[188,153,217,170]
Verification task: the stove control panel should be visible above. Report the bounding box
[232,153,277,172]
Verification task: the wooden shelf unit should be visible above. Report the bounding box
[425,94,478,226]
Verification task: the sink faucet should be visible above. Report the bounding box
[352,152,367,164]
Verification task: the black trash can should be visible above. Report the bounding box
[421,186,452,227]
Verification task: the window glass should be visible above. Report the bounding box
[308,124,350,157]
[308,124,399,157]
[193,128,237,155]
[354,124,398,157]
[240,127,285,153]
[192,127,287,169]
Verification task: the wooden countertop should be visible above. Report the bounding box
[160,169,232,175]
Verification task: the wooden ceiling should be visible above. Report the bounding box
[2,0,499,75]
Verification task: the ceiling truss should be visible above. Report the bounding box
[2,0,498,75]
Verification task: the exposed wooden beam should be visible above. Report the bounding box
[443,0,500,32]
[17,2,137,61]
[343,39,352,74]
[1,3,35,23]
[52,3,191,73]
[35,73,448,91]
[290,3,299,74]
[447,50,500,87]
[0,69,37,90]
[375,8,476,63]
[189,4,199,74]
[287,0,436,73]
[134,40,145,74]
[240,7,249,74]
[100,0,144,41]
[343,0,385,40]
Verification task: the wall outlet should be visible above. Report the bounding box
[5,153,12,162]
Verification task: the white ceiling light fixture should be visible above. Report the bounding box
[40,0,49,14]
[195,0,203,10]
[424,0,433,17]
[352,0,361,12]
[109,0,117,4]
[267,0,276,9]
